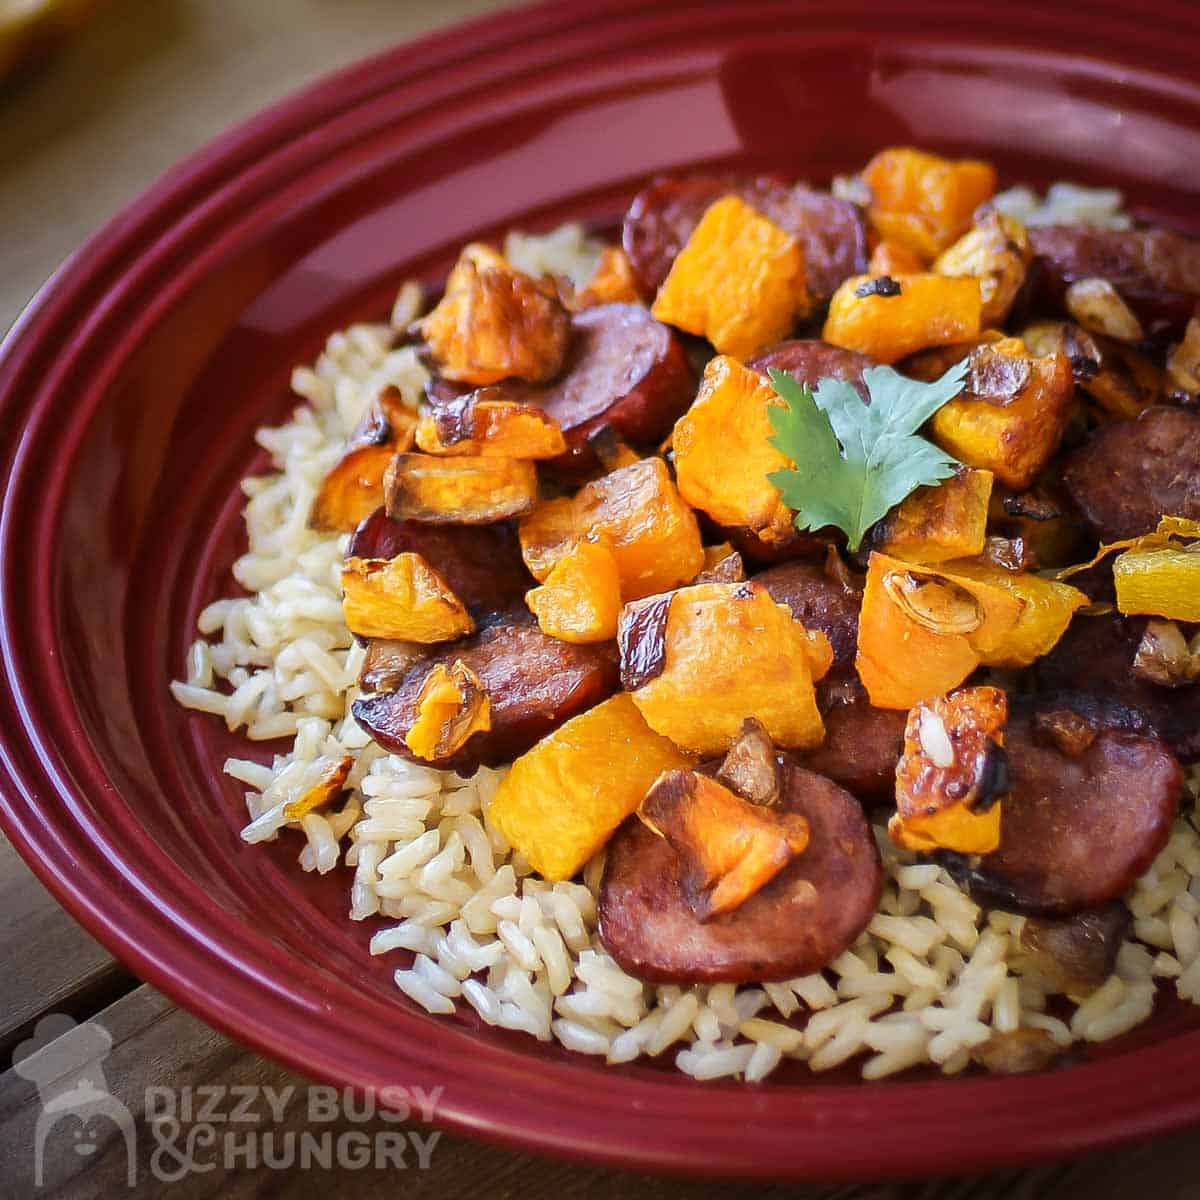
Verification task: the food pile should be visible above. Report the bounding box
[175,146,1200,1081]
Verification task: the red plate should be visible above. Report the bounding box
[2,0,1200,1179]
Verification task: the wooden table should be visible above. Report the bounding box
[1,2,1198,1194]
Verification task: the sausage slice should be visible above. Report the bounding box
[1061,406,1200,542]
[1035,611,1200,762]
[622,174,867,302]
[941,698,1181,915]
[1030,224,1200,339]
[598,759,883,982]
[748,339,876,400]
[352,612,618,773]
[347,507,533,615]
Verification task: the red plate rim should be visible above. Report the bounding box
[2,0,1200,1179]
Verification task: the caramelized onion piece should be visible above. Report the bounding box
[971,1029,1064,1075]
[403,660,492,762]
[1065,277,1145,343]
[1132,619,1200,687]
[716,717,783,807]
[1019,904,1131,996]
[1168,316,1200,393]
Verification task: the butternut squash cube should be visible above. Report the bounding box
[672,355,795,546]
[862,147,998,259]
[417,243,569,385]
[1114,547,1200,623]
[572,246,641,309]
[875,467,994,563]
[941,560,1088,668]
[415,393,567,459]
[639,770,810,920]
[627,581,833,755]
[519,457,704,600]
[525,537,622,643]
[823,273,982,363]
[889,687,1008,855]
[934,209,1032,327]
[868,239,927,275]
[925,341,1074,490]
[385,452,538,524]
[341,553,475,643]
[403,660,491,762]
[855,553,1024,709]
[488,693,692,881]
[651,195,809,359]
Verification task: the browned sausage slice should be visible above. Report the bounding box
[755,560,904,798]
[347,507,533,615]
[941,699,1181,915]
[1060,406,1200,542]
[747,339,876,401]
[352,612,618,773]
[622,174,867,302]
[1029,224,1200,339]
[1035,612,1200,762]
[598,759,883,983]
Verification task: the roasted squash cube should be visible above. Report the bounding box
[941,559,1088,667]
[385,452,538,524]
[417,243,570,385]
[855,553,1024,709]
[1114,547,1200,623]
[672,355,795,546]
[488,693,692,881]
[415,393,567,459]
[525,537,622,643]
[403,660,491,762]
[924,341,1074,490]
[889,686,1007,854]
[862,147,998,259]
[869,239,927,275]
[341,553,474,642]
[572,246,641,309]
[823,274,982,364]
[934,209,1032,327]
[519,457,704,600]
[874,467,994,563]
[626,581,832,755]
[309,391,417,533]
[639,769,809,920]
[651,195,809,359]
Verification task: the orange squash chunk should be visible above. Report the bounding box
[639,769,810,920]
[855,553,1024,709]
[341,553,474,643]
[282,755,355,821]
[415,393,567,458]
[889,687,1007,854]
[525,537,622,643]
[519,457,703,600]
[862,147,998,258]
[572,246,641,309]
[823,273,982,363]
[875,467,994,564]
[416,242,570,385]
[309,391,417,533]
[651,195,809,359]
[403,660,491,762]
[868,239,927,275]
[627,581,832,755]
[934,209,1032,327]
[489,693,692,881]
[923,340,1074,490]
[672,354,795,546]
[385,452,538,524]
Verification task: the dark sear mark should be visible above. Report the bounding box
[966,345,1033,403]
[617,593,674,691]
[855,275,902,298]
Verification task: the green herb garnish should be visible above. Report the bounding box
[765,359,968,552]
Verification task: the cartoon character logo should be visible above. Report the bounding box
[12,1013,136,1188]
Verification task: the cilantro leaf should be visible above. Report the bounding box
[765,358,968,552]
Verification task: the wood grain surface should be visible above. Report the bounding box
[1,2,1198,1196]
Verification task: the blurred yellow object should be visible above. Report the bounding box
[0,0,104,80]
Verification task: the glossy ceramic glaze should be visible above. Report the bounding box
[2,0,1200,1179]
